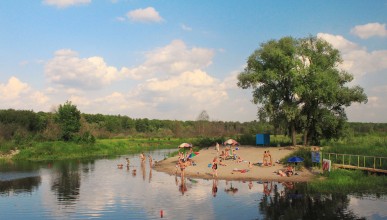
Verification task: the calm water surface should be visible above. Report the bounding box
[1,149,386,220]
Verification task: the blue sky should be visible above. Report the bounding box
[1,0,386,122]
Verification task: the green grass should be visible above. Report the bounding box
[9,138,183,161]
[285,135,387,194]
[308,169,387,194]
[322,134,387,157]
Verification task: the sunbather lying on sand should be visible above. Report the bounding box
[231,168,249,174]
[277,165,294,177]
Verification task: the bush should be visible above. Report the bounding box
[192,137,223,148]
[237,134,255,145]
[75,131,96,144]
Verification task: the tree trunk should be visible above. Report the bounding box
[291,122,296,147]
[303,129,308,146]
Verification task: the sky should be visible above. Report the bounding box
[0,0,386,123]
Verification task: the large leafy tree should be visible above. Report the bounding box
[56,101,81,141]
[238,37,302,146]
[238,36,367,146]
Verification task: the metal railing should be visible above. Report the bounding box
[322,152,387,173]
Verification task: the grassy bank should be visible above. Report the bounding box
[5,138,184,161]
[308,169,387,194]
[289,135,387,194]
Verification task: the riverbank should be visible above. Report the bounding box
[154,146,315,182]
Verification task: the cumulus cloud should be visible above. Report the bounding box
[45,49,125,89]
[350,22,387,39]
[126,7,164,23]
[317,33,387,78]
[0,77,50,111]
[123,40,214,79]
[30,91,50,105]
[0,77,30,100]
[136,69,228,114]
[43,0,91,8]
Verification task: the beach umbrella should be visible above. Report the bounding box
[224,139,239,146]
[287,156,304,163]
[178,143,192,148]
[178,143,192,157]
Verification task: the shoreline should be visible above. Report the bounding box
[154,146,316,182]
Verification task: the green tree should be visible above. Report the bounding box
[238,36,367,146]
[56,101,81,141]
[238,37,302,146]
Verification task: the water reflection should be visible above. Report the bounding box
[50,161,81,204]
[212,179,218,197]
[0,176,41,196]
[258,182,368,220]
[0,160,42,196]
[0,150,386,219]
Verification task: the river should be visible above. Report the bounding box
[0,149,386,219]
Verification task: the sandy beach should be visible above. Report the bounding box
[153,145,315,182]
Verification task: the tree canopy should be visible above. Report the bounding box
[56,101,81,141]
[237,36,367,145]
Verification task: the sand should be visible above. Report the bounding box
[153,145,315,182]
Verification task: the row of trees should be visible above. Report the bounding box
[0,105,386,145]
[0,106,274,143]
[238,36,368,146]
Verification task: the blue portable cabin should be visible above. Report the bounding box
[256,134,270,146]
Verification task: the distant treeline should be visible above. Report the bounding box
[0,109,386,143]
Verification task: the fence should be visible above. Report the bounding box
[322,152,387,174]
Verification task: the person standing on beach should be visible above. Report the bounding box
[267,150,272,166]
[215,142,220,155]
[263,151,268,166]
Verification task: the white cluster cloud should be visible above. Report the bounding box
[40,40,234,120]
[43,0,91,8]
[0,77,49,111]
[350,22,387,39]
[45,49,124,89]
[126,7,164,23]
[123,40,214,79]
[318,28,387,123]
[0,77,30,100]
[317,33,387,78]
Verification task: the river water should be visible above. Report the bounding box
[0,149,386,220]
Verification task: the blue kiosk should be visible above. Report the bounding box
[256,134,270,147]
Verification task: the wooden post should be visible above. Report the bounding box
[374,157,376,169]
